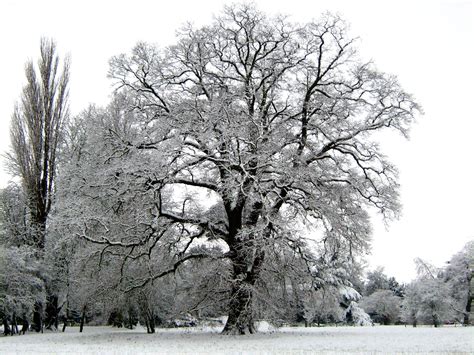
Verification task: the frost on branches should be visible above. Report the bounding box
[345,302,372,326]
[56,3,419,334]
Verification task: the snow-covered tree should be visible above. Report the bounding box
[360,289,401,325]
[0,185,46,334]
[6,38,69,252]
[344,301,372,326]
[364,267,390,296]
[4,38,70,332]
[388,276,405,298]
[58,3,419,334]
[0,246,46,334]
[443,241,473,325]
[402,259,454,327]
[302,286,345,326]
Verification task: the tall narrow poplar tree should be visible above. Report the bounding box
[7,38,69,331]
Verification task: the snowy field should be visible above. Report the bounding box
[0,324,473,354]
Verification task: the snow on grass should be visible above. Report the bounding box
[0,324,473,354]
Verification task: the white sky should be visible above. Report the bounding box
[0,0,472,283]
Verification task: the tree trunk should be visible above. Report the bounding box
[45,294,59,330]
[11,313,18,335]
[222,280,256,335]
[222,234,265,335]
[32,302,43,332]
[21,317,29,335]
[463,292,472,326]
[147,314,155,334]
[3,317,11,335]
[79,305,86,333]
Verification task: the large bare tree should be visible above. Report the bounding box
[61,4,419,334]
[8,38,69,251]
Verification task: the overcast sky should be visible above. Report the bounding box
[0,0,472,282]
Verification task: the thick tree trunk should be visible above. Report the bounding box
[220,191,267,335]
[222,280,256,335]
[222,238,265,335]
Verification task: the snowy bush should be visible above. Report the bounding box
[344,301,372,326]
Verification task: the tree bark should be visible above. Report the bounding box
[147,314,155,334]
[21,317,29,335]
[11,313,18,335]
[222,279,256,335]
[32,302,43,332]
[45,293,59,330]
[222,235,265,334]
[3,317,11,335]
[463,272,472,325]
[79,305,86,333]
[464,295,471,325]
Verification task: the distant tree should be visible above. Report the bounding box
[364,267,390,296]
[388,277,405,298]
[344,301,372,326]
[302,286,347,326]
[443,241,474,325]
[360,289,401,325]
[401,283,419,327]
[59,3,419,334]
[402,259,454,327]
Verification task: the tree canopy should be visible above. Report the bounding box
[56,3,419,334]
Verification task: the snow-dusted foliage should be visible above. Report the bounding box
[364,267,390,296]
[344,301,372,326]
[442,241,473,325]
[0,246,46,323]
[54,3,418,334]
[359,290,401,325]
[302,287,344,325]
[339,285,361,303]
[401,259,455,327]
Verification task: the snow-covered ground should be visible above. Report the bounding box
[0,324,473,354]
